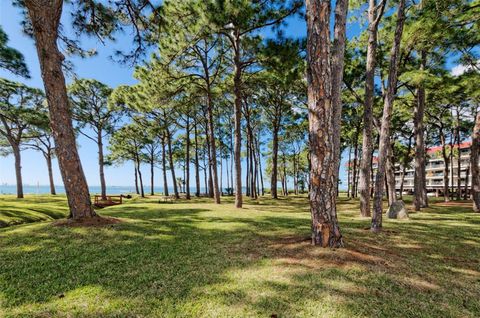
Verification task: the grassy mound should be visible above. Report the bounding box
[0,196,68,227]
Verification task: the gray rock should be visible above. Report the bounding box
[386,200,409,219]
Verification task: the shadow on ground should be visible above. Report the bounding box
[0,196,479,317]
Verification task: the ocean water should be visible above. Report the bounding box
[0,184,179,195]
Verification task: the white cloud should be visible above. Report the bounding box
[451,60,479,76]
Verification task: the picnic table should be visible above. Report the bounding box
[159,195,176,203]
[94,195,123,208]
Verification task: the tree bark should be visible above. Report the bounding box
[352,129,359,198]
[245,137,250,197]
[203,148,208,195]
[372,0,406,231]
[399,134,413,199]
[271,125,279,199]
[413,50,428,210]
[45,152,56,195]
[306,0,348,247]
[206,82,220,203]
[205,125,214,198]
[194,120,200,197]
[386,140,397,206]
[230,125,234,196]
[134,165,139,195]
[98,131,107,199]
[257,137,265,196]
[250,131,257,198]
[161,134,169,196]
[12,144,24,199]
[359,0,385,217]
[464,166,470,200]
[233,33,243,208]
[282,153,288,196]
[450,134,455,199]
[166,128,179,199]
[150,150,155,196]
[456,109,462,200]
[441,131,450,202]
[185,117,191,199]
[347,146,352,198]
[136,155,145,198]
[463,166,470,200]
[470,110,480,211]
[25,0,95,219]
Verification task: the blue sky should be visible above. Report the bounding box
[0,2,359,192]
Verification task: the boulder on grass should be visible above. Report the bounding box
[386,201,409,219]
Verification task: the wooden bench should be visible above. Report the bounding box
[94,195,123,208]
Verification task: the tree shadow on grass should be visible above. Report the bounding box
[0,199,479,317]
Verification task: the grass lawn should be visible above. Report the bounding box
[0,196,69,227]
[0,195,479,317]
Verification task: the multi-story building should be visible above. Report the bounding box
[395,142,472,196]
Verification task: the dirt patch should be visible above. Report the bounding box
[52,216,122,228]
[265,234,405,272]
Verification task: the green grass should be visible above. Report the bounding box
[0,195,68,227]
[0,195,479,317]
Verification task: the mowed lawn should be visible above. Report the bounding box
[0,195,479,317]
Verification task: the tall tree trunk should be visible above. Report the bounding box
[230,125,234,196]
[203,150,208,195]
[45,152,56,195]
[185,118,191,199]
[25,0,95,219]
[205,126,214,198]
[470,110,480,211]
[206,83,221,203]
[166,129,179,199]
[245,138,250,197]
[251,132,257,199]
[371,0,406,231]
[226,154,230,191]
[386,140,397,206]
[98,131,107,200]
[161,134,169,196]
[347,146,352,198]
[134,164,139,195]
[441,131,450,202]
[413,51,428,210]
[352,131,359,198]
[450,133,455,199]
[183,162,186,193]
[293,151,298,195]
[306,0,348,247]
[456,109,462,200]
[399,165,406,199]
[399,134,413,200]
[464,166,470,200]
[271,125,279,199]
[253,150,260,198]
[136,156,144,198]
[150,150,155,196]
[370,138,377,198]
[257,137,265,196]
[359,0,385,217]
[220,155,223,195]
[233,33,243,208]
[12,144,23,199]
[282,153,288,196]
[194,121,200,197]
[247,119,256,199]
